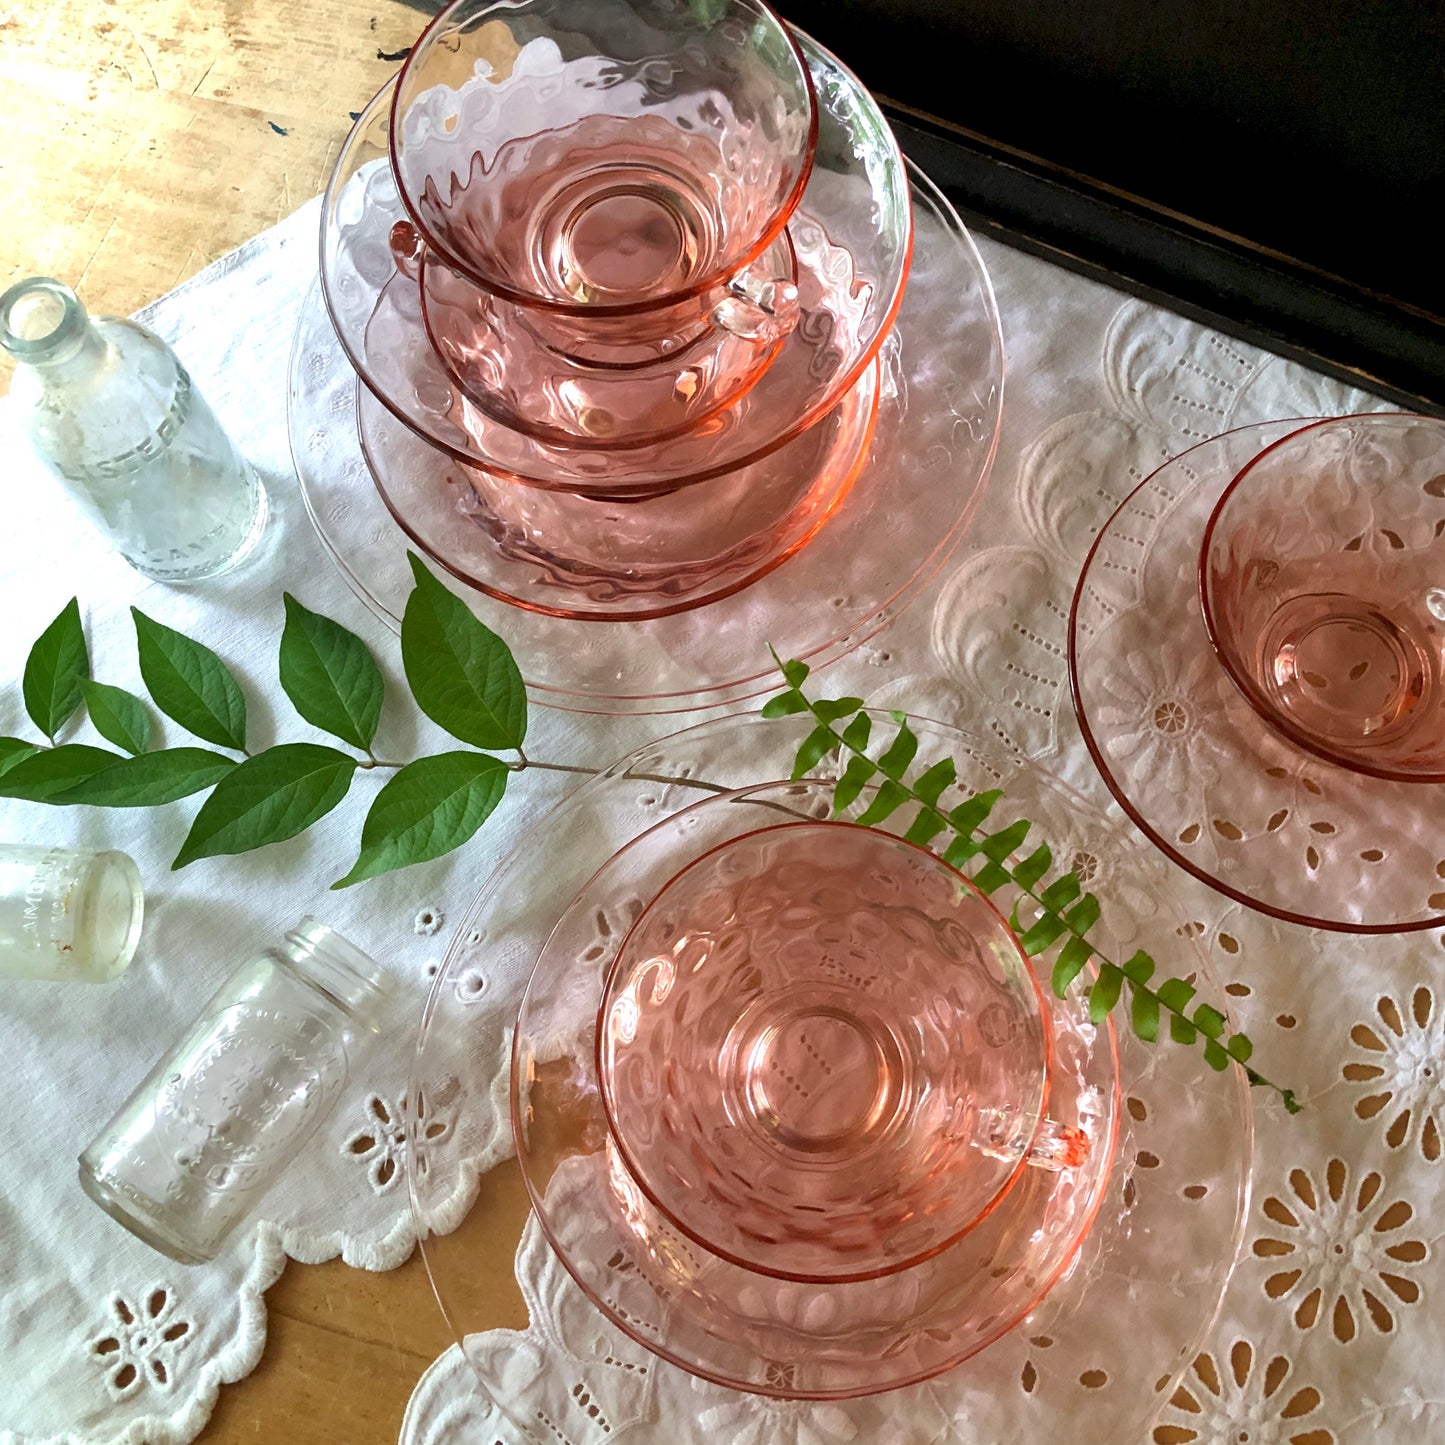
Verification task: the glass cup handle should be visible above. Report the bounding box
[1025,1117,1091,1172]
[981,1110,1090,1173]
[389,220,426,281]
[710,271,800,345]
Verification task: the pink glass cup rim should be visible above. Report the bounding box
[593,818,1058,1285]
[386,0,819,319]
[1197,411,1445,786]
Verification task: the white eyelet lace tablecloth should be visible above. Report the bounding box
[1,190,1437,1445]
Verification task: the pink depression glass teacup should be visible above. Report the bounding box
[387,0,815,441]
[414,228,799,449]
[597,820,1089,1284]
[356,349,878,620]
[1201,413,1445,783]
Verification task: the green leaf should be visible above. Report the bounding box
[334,752,508,888]
[948,789,1003,836]
[1156,977,1198,1015]
[980,817,1031,863]
[173,743,357,868]
[855,778,910,827]
[23,598,89,740]
[912,758,956,807]
[58,748,236,807]
[791,723,839,780]
[1192,1003,1227,1039]
[1120,949,1156,985]
[1170,1013,1199,1045]
[1012,845,1054,892]
[1051,935,1093,996]
[81,681,152,755]
[760,689,808,718]
[839,713,872,752]
[279,594,385,751]
[1226,1033,1254,1064]
[876,721,918,780]
[0,744,122,802]
[0,738,40,777]
[133,609,248,751]
[1202,1038,1231,1071]
[903,805,948,846]
[1039,872,1082,912]
[1063,893,1102,934]
[833,753,876,813]
[1088,963,1125,1024]
[1019,910,1067,956]
[940,835,980,868]
[970,859,1012,895]
[773,653,809,688]
[401,554,526,750]
[1131,986,1161,1042]
[811,696,863,725]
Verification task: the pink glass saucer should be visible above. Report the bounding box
[1070,420,1445,933]
[408,710,1250,1412]
[290,156,1002,712]
[356,354,877,620]
[513,780,1117,1396]
[318,26,911,497]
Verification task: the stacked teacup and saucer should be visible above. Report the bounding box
[293,0,1005,712]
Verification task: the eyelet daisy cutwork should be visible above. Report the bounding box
[1251,1159,1427,1341]
[88,1289,192,1399]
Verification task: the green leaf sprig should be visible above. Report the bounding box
[0,554,534,887]
[762,652,1300,1113]
[0,569,1301,1111]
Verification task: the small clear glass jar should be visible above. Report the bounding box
[0,276,268,583]
[78,918,393,1263]
[0,843,143,982]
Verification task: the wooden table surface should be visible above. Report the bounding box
[2,0,533,1437]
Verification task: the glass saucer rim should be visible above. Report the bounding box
[1198,411,1445,786]
[319,28,914,492]
[406,707,1253,1406]
[385,0,821,319]
[1068,415,1445,935]
[354,352,881,622]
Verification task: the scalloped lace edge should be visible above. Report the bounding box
[2,1137,509,1445]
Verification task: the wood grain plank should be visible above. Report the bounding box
[191,1162,533,1443]
[0,0,416,385]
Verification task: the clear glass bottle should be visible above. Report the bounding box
[0,843,144,982]
[0,276,268,582]
[78,918,393,1263]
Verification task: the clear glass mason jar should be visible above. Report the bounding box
[0,276,268,583]
[78,918,393,1263]
[0,843,143,983]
